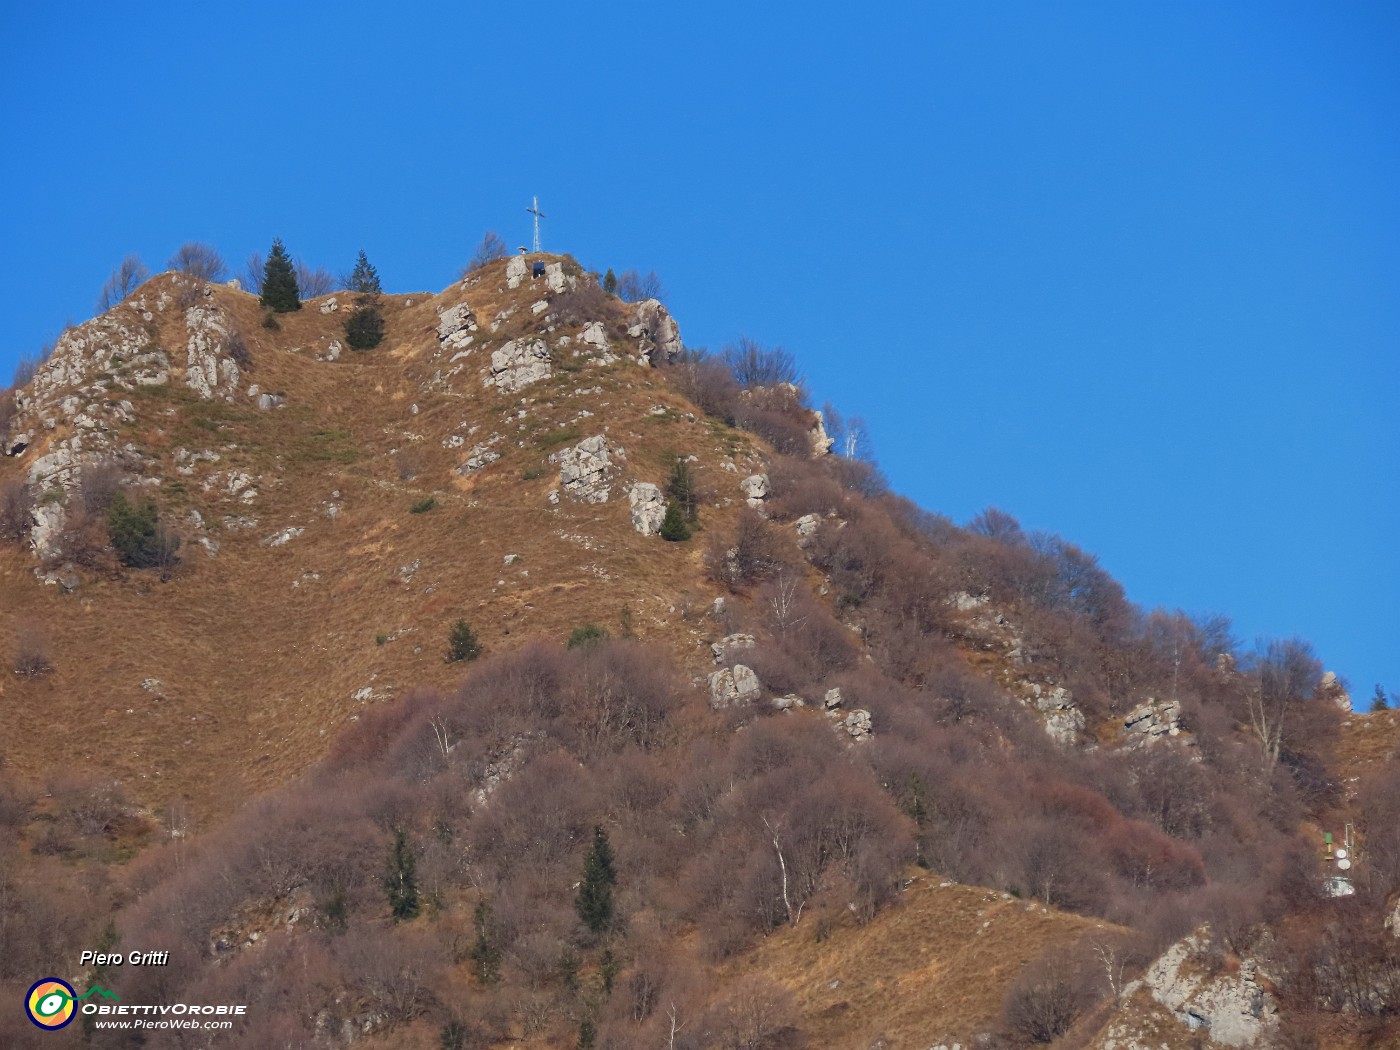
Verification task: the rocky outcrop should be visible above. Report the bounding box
[841,709,873,741]
[544,262,567,294]
[1027,684,1084,746]
[581,321,609,351]
[795,513,822,544]
[1123,698,1183,746]
[1132,930,1278,1047]
[485,339,551,392]
[549,435,615,503]
[711,633,757,664]
[810,410,835,455]
[740,473,770,508]
[436,303,477,350]
[319,297,339,314]
[709,665,762,709]
[628,482,666,536]
[1319,671,1352,712]
[627,300,683,365]
[183,305,240,401]
[506,255,528,289]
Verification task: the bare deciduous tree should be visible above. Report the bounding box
[615,269,666,303]
[242,251,265,294]
[296,259,337,298]
[722,337,800,390]
[167,242,228,282]
[465,231,509,275]
[1244,637,1323,767]
[96,255,150,311]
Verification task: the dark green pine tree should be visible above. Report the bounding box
[344,303,386,350]
[348,249,382,297]
[385,829,420,922]
[658,502,691,542]
[602,269,618,295]
[260,238,301,313]
[575,825,616,934]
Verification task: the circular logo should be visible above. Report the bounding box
[25,978,77,1030]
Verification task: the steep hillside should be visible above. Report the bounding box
[0,256,763,815]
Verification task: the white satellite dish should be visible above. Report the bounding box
[1335,847,1349,860]
[1337,858,1352,871]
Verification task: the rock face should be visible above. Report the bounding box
[810,410,835,455]
[740,473,770,508]
[627,300,683,365]
[436,303,477,350]
[183,305,240,401]
[1134,930,1278,1047]
[1123,698,1183,746]
[486,339,551,392]
[1319,671,1352,712]
[628,482,666,536]
[709,665,762,709]
[549,435,615,503]
[1028,684,1084,746]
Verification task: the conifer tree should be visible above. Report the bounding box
[469,900,501,983]
[575,825,616,934]
[347,249,382,296]
[602,269,617,295]
[659,502,691,542]
[260,238,301,313]
[345,304,386,350]
[385,829,420,921]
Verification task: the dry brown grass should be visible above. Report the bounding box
[740,872,1121,1046]
[0,261,771,822]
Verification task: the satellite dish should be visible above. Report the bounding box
[1335,847,1349,860]
[1337,858,1352,871]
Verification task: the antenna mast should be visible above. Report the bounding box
[526,196,546,254]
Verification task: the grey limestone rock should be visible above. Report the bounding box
[549,435,615,503]
[486,338,551,393]
[628,482,666,536]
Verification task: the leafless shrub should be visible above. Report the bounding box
[168,242,228,281]
[0,388,16,438]
[0,481,34,543]
[465,232,509,275]
[616,269,666,303]
[666,350,741,421]
[1001,946,1099,1043]
[296,259,337,298]
[705,973,796,1049]
[242,251,265,294]
[78,460,125,517]
[13,629,52,678]
[225,330,253,370]
[706,509,786,591]
[552,279,612,328]
[722,337,800,390]
[96,255,150,311]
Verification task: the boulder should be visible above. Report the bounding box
[842,709,873,741]
[506,255,528,289]
[795,513,821,543]
[628,482,667,536]
[485,338,551,392]
[581,321,609,349]
[544,262,567,294]
[772,695,806,711]
[740,473,770,507]
[319,297,339,314]
[436,303,477,349]
[549,435,615,503]
[256,393,285,411]
[709,664,762,709]
[824,687,844,710]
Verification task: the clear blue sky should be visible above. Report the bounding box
[3,2,1396,698]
